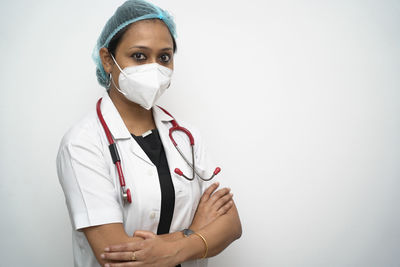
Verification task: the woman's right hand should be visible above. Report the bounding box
[190,182,234,231]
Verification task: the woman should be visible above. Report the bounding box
[56,1,241,266]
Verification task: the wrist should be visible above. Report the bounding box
[175,229,208,262]
[189,224,200,232]
[174,235,190,263]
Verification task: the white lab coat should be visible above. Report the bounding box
[57,92,218,267]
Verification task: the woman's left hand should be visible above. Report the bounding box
[101,231,180,267]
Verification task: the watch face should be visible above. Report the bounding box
[183,229,195,237]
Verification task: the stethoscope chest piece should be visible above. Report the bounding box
[122,188,132,204]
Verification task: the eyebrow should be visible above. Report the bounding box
[128,45,173,51]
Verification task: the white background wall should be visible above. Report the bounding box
[1,0,399,266]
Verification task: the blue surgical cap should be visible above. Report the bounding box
[92,0,177,88]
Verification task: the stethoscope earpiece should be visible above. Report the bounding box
[174,168,183,176]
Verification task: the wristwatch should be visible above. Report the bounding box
[182,228,195,237]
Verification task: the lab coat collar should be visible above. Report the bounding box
[100,92,132,140]
[152,105,174,123]
[99,92,176,166]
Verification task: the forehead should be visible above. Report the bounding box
[119,19,173,48]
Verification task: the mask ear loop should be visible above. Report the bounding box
[109,54,127,96]
[110,53,126,76]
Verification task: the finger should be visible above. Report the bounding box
[209,187,231,204]
[133,230,156,240]
[104,241,142,252]
[217,200,234,216]
[104,250,145,267]
[101,251,137,262]
[200,182,219,202]
[105,261,140,267]
[212,192,233,210]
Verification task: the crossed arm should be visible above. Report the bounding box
[83,182,242,267]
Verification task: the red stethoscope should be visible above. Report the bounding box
[96,98,221,204]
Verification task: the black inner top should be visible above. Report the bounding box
[132,129,183,267]
[131,129,175,235]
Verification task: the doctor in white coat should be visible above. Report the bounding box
[56,1,241,267]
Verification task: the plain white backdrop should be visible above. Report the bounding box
[1,0,399,266]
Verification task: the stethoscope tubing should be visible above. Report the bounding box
[96,97,220,204]
[96,98,132,204]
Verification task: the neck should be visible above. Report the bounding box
[108,88,156,136]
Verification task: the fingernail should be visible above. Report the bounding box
[105,264,110,267]
[100,254,105,259]
[104,247,110,252]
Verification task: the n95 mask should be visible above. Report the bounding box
[110,54,173,110]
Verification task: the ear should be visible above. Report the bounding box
[99,47,114,74]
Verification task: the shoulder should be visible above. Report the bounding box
[154,105,201,136]
[175,115,204,149]
[176,117,201,139]
[57,110,104,155]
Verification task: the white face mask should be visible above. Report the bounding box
[110,54,173,110]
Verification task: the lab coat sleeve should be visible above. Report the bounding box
[56,132,123,231]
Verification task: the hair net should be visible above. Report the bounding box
[92,0,177,88]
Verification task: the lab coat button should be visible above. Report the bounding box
[150,212,156,219]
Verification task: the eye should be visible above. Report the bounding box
[159,53,171,63]
[131,52,146,61]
